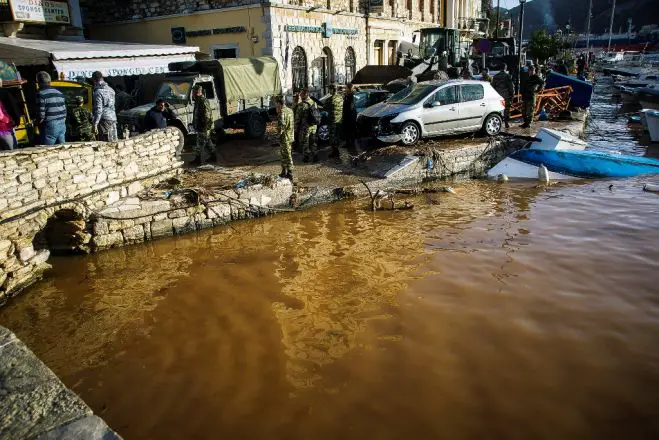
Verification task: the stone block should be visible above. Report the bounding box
[0,326,92,440]
[92,220,109,236]
[153,213,167,221]
[0,239,11,256]
[127,181,142,196]
[33,178,47,190]
[168,209,187,219]
[122,225,145,242]
[18,245,36,263]
[172,217,196,234]
[0,198,7,210]
[92,232,124,249]
[106,191,120,206]
[46,161,64,173]
[150,219,173,238]
[28,250,50,266]
[72,174,86,184]
[17,172,32,184]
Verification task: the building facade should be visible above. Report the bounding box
[80,0,486,95]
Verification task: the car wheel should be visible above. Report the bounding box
[400,121,420,145]
[483,113,503,136]
[317,124,329,142]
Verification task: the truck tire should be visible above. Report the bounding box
[246,113,266,139]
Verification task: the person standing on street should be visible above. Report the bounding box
[143,99,176,132]
[481,67,492,83]
[275,96,294,180]
[291,92,301,153]
[520,65,544,129]
[91,71,117,141]
[297,88,318,163]
[342,83,358,155]
[0,79,20,150]
[491,64,515,128]
[67,96,93,141]
[327,84,344,159]
[36,71,67,146]
[191,84,216,165]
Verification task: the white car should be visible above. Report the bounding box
[357,79,506,145]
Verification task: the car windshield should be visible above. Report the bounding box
[354,92,368,108]
[155,79,192,103]
[388,84,436,105]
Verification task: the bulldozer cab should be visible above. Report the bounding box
[418,27,459,65]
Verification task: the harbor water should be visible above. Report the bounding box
[1,76,659,440]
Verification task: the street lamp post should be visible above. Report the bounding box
[517,0,527,94]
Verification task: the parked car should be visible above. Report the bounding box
[357,80,505,145]
[313,89,392,144]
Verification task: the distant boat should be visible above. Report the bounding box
[637,85,659,110]
[487,127,659,180]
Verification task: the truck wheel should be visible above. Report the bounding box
[246,113,266,139]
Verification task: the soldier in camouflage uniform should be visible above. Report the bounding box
[191,84,216,165]
[520,65,544,129]
[491,63,515,128]
[327,84,344,158]
[275,96,294,180]
[291,92,301,153]
[296,88,318,163]
[67,96,94,141]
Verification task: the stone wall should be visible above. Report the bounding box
[0,128,183,304]
[91,178,294,251]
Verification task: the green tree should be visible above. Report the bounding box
[528,29,560,65]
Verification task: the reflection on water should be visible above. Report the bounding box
[2,177,659,439]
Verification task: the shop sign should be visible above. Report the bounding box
[63,66,170,80]
[9,0,71,24]
[369,0,383,14]
[284,23,359,38]
[171,26,247,44]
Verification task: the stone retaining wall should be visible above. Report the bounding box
[0,128,183,304]
[91,179,294,250]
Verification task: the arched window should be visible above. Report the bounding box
[291,46,308,92]
[345,47,356,83]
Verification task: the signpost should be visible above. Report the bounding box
[9,0,71,24]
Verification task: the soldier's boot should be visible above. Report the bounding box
[328,147,340,158]
[279,168,287,178]
[285,170,293,181]
[190,155,202,166]
[312,154,320,163]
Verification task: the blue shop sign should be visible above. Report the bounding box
[284,23,359,38]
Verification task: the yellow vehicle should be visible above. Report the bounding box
[0,60,33,147]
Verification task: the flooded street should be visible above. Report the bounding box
[2,76,659,439]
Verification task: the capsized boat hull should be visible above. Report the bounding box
[646,111,659,142]
[487,157,578,180]
[509,149,659,178]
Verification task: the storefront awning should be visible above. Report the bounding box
[0,37,199,79]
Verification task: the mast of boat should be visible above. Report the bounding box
[585,0,592,50]
[607,0,616,52]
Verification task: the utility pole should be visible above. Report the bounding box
[607,0,616,52]
[495,0,501,38]
[585,0,592,50]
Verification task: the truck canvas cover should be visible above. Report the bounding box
[218,57,281,101]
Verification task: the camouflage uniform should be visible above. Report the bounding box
[491,70,515,127]
[193,94,215,160]
[68,105,94,141]
[327,92,344,149]
[295,98,317,160]
[277,106,294,175]
[291,98,302,152]
[521,74,544,128]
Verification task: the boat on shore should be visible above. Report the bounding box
[637,85,659,110]
[487,128,659,180]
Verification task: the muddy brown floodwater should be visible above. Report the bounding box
[2,76,659,440]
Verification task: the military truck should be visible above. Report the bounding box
[118,56,281,150]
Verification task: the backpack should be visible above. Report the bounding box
[306,103,322,126]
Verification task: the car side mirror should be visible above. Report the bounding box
[432,101,443,107]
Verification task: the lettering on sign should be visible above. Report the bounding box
[9,0,71,24]
[65,66,169,80]
[284,23,359,36]
[170,26,247,44]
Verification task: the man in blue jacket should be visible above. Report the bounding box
[36,71,67,145]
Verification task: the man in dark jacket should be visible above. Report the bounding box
[491,64,515,128]
[143,99,176,132]
[342,83,358,155]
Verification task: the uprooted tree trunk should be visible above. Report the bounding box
[360,180,414,211]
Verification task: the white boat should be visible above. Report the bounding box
[487,128,587,180]
[646,110,659,142]
[639,109,654,130]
